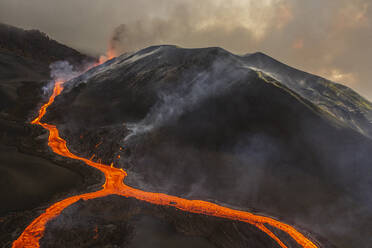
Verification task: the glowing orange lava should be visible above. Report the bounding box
[12,79,319,248]
[98,47,116,64]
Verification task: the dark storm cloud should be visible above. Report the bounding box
[0,0,371,98]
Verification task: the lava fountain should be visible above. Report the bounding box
[13,73,319,248]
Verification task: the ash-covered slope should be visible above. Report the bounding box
[243,52,372,139]
[46,45,372,248]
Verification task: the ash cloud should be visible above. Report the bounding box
[108,24,127,54]
[1,0,371,99]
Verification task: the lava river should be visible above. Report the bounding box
[12,79,319,248]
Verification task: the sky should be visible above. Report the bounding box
[0,0,371,99]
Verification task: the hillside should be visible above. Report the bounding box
[42,45,372,248]
[0,24,96,239]
[0,23,91,67]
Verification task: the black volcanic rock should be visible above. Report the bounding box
[42,195,327,248]
[0,24,100,246]
[242,52,372,139]
[0,23,93,67]
[0,22,95,121]
[45,45,372,248]
[0,23,94,119]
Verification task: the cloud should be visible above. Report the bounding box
[292,38,304,49]
[0,0,371,99]
[320,68,357,86]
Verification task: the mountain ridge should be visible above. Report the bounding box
[44,45,372,248]
[60,45,372,139]
[241,50,372,138]
[0,22,93,66]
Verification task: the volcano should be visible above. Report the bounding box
[42,45,372,248]
[1,27,372,248]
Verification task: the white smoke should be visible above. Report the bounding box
[125,60,251,142]
[42,58,107,96]
[42,61,81,95]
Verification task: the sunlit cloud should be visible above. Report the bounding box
[334,2,370,30]
[292,38,304,49]
[194,0,290,40]
[320,68,357,86]
[275,2,294,29]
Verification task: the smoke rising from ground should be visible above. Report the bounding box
[41,61,78,95]
[43,60,94,96]
[109,24,127,55]
[125,60,250,141]
[1,0,371,99]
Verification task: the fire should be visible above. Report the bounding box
[95,141,102,148]
[30,81,63,125]
[93,226,99,240]
[12,73,319,248]
[98,47,116,64]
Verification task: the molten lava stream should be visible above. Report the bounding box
[12,80,319,248]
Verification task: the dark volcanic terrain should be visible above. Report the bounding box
[0,23,99,247]
[45,45,372,248]
[1,24,371,248]
[40,195,331,248]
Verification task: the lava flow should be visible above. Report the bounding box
[13,79,319,248]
